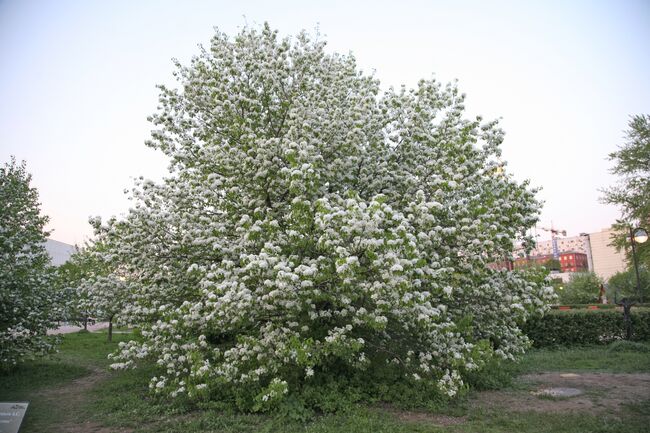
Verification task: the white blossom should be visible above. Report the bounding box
[81,24,554,407]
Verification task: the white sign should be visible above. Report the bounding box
[0,402,29,433]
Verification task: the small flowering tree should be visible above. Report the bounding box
[77,274,130,341]
[54,259,85,329]
[91,24,554,411]
[70,237,133,342]
[0,158,61,368]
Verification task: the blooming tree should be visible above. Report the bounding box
[57,241,127,340]
[0,158,61,368]
[90,25,554,410]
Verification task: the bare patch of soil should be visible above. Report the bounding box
[472,372,650,414]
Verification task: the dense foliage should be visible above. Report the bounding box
[84,25,554,411]
[556,272,603,305]
[524,309,650,347]
[55,245,120,336]
[607,266,650,301]
[543,259,561,272]
[602,114,650,268]
[65,242,129,342]
[0,158,60,368]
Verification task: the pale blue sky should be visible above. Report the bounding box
[1,0,649,245]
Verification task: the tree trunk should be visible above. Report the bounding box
[108,316,113,342]
[623,304,633,340]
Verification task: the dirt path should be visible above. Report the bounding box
[37,368,133,433]
[472,372,650,414]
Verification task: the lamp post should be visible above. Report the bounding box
[630,227,648,302]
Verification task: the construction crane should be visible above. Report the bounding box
[539,225,567,259]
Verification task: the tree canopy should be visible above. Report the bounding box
[0,157,60,367]
[556,272,602,305]
[602,114,650,268]
[608,267,649,301]
[84,24,554,412]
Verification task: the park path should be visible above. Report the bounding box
[35,367,133,433]
[47,322,110,335]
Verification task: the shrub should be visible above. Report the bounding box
[556,272,603,305]
[84,24,554,412]
[524,309,650,347]
[551,304,618,310]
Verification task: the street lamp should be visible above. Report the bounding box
[633,228,649,244]
[631,227,648,302]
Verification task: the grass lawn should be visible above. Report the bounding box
[1,333,649,433]
[512,343,650,374]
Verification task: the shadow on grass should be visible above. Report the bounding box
[0,361,90,399]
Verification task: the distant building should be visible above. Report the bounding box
[513,251,588,274]
[528,238,587,256]
[586,228,627,280]
[44,239,76,266]
[558,251,589,273]
[515,227,627,281]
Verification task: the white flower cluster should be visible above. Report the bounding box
[1,159,62,367]
[83,24,553,407]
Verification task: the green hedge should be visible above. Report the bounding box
[523,309,650,347]
[550,304,650,310]
[551,304,618,310]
